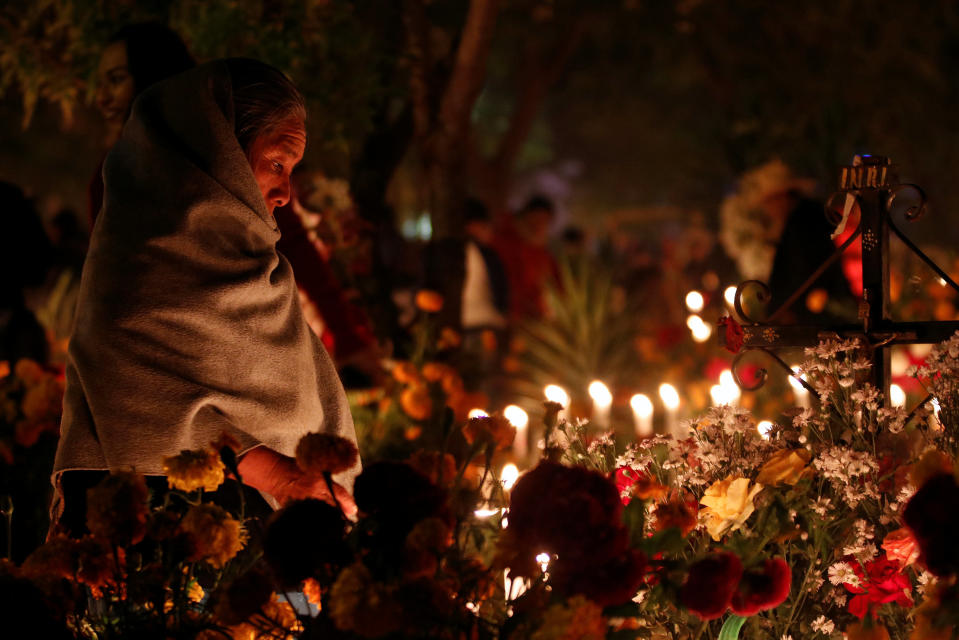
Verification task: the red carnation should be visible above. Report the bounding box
[679,552,743,620]
[730,557,792,615]
[844,555,913,619]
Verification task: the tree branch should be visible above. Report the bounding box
[494,18,587,170]
[402,0,435,141]
[437,0,500,139]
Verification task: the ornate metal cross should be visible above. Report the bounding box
[720,155,959,408]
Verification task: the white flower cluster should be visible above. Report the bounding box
[842,519,876,558]
[813,447,880,507]
[811,616,835,635]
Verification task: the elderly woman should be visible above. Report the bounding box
[53,59,359,533]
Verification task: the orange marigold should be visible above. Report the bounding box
[21,535,76,582]
[437,327,461,350]
[162,448,225,493]
[303,577,323,608]
[86,471,150,546]
[179,503,247,568]
[408,450,457,485]
[421,362,452,383]
[652,492,699,537]
[295,432,359,476]
[74,535,120,598]
[329,562,401,637]
[391,361,421,385]
[415,289,444,313]
[463,414,515,451]
[530,595,607,640]
[400,385,433,421]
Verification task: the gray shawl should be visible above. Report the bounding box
[53,61,358,510]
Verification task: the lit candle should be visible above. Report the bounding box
[787,365,810,409]
[503,405,529,460]
[588,380,612,428]
[544,384,570,422]
[500,463,520,491]
[710,384,727,406]
[686,314,713,343]
[718,369,741,406]
[468,408,489,419]
[630,393,654,438]
[724,286,737,308]
[757,420,773,439]
[685,290,705,313]
[658,383,682,438]
[889,384,906,408]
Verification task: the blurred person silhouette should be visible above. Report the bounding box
[458,198,509,393]
[273,171,382,387]
[88,22,195,227]
[763,166,856,323]
[493,194,560,321]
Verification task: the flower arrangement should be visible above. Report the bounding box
[5,329,959,638]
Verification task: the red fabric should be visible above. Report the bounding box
[492,215,559,321]
[274,203,374,362]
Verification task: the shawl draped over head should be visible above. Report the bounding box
[53,60,359,511]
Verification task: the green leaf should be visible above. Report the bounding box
[718,614,747,640]
[622,499,647,548]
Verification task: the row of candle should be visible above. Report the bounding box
[475,369,910,461]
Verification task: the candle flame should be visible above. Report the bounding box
[630,393,653,418]
[658,383,680,410]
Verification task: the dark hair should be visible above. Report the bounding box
[108,22,195,95]
[224,58,307,153]
[464,197,490,223]
[519,194,555,218]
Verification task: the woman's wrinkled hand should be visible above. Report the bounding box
[237,446,357,517]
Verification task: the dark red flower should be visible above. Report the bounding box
[551,548,648,607]
[504,461,645,605]
[903,473,959,577]
[719,316,744,353]
[730,557,792,615]
[679,552,743,620]
[507,461,624,568]
[843,555,913,619]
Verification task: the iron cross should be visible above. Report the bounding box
[720,156,959,407]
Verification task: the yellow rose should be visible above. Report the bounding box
[700,476,764,541]
[756,449,812,486]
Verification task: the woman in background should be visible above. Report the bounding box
[88,22,195,226]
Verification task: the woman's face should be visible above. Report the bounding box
[95,42,135,127]
[247,116,307,216]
